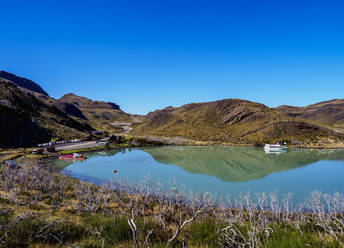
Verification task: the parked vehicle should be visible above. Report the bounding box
[32,148,44,154]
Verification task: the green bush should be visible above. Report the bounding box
[2,215,87,247]
[189,218,220,248]
[82,215,132,245]
[263,224,342,248]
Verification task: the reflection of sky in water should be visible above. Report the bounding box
[58,147,344,203]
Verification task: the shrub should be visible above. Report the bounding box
[189,218,220,247]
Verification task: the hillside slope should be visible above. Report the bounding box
[276,99,344,131]
[0,80,92,147]
[57,93,132,122]
[133,99,344,146]
[0,71,49,96]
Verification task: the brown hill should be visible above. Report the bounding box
[276,99,344,131]
[0,70,49,96]
[0,80,92,147]
[58,93,120,110]
[0,71,133,124]
[133,99,344,146]
[57,93,134,123]
[0,72,89,120]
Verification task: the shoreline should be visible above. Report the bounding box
[2,140,344,164]
[1,156,344,247]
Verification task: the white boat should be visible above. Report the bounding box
[264,144,287,152]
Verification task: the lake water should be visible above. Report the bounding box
[55,146,344,203]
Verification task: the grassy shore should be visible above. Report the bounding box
[0,136,165,162]
[1,156,344,247]
[57,143,131,155]
[2,132,344,166]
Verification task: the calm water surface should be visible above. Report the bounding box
[54,146,344,203]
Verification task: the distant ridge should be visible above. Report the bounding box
[133,98,344,147]
[276,99,344,130]
[1,70,344,148]
[59,93,120,110]
[58,93,133,123]
[0,70,49,96]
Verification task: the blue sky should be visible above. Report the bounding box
[1,0,344,114]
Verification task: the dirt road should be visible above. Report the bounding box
[110,122,133,133]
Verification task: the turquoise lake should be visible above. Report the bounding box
[55,146,344,203]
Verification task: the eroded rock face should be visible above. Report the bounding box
[215,99,268,125]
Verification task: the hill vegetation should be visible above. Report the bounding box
[0,70,49,96]
[57,93,135,130]
[0,80,92,147]
[2,70,344,148]
[276,99,344,131]
[133,99,344,147]
[57,93,137,133]
[1,157,344,247]
[0,71,138,147]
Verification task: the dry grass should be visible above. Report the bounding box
[1,157,344,247]
[133,99,344,148]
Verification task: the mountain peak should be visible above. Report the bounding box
[63,93,77,97]
[0,70,49,96]
[59,93,120,110]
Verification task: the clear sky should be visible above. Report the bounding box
[1,0,344,114]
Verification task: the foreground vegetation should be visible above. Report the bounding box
[1,158,344,247]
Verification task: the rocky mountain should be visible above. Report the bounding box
[57,93,133,123]
[133,99,344,147]
[276,99,344,131]
[0,70,49,96]
[58,93,120,110]
[0,79,93,147]
[0,71,136,137]
[2,70,344,148]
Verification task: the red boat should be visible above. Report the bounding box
[58,153,87,160]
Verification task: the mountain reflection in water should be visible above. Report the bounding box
[56,146,344,202]
[142,146,344,182]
